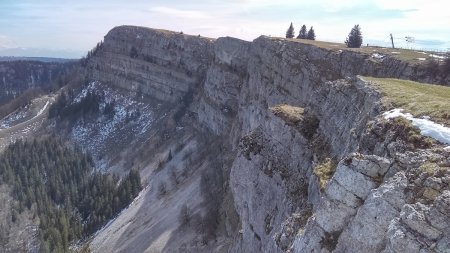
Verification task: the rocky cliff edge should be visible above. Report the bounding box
[86,26,450,253]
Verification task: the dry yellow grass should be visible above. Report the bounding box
[270,104,304,126]
[362,77,450,125]
[271,36,440,64]
[313,158,337,190]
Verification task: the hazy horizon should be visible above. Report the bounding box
[1,0,449,58]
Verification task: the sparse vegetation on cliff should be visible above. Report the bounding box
[270,104,319,139]
[387,117,434,149]
[270,104,304,125]
[313,158,337,190]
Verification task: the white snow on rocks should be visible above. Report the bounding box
[372,53,385,59]
[36,100,49,116]
[383,108,450,146]
[71,81,155,170]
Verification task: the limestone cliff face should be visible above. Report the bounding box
[88,26,214,103]
[87,26,450,253]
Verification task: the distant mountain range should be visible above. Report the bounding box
[0,47,83,59]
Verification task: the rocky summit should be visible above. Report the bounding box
[0,25,449,253]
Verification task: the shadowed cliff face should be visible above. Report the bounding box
[0,60,73,106]
[84,26,450,253]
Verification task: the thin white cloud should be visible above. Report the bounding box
[0,35,16,48]
[149,6,211,19]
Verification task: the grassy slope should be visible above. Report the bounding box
[273,36,441,64]
[362,76,450,125]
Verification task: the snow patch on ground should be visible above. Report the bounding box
[0,98,50,129]
[70,81,155,171]
[0,108,28,128]
[429,54,446,59]
[383,108,450,146]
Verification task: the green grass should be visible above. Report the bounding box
[362,77,450,126]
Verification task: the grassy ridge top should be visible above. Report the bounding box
[363,76,450,125]
[269,36,442,64]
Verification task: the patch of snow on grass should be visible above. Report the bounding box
[429,54,446,59]
[383,108,450,146]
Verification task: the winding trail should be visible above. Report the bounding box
[0,96,53,150]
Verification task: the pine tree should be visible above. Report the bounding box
[345,24,363,48]
[285,22,295,39]
[297,25,307,39]
[307,26,316,40]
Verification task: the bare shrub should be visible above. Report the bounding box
[178,204,191,226]
[169,166,179,187]
[157,182,167,198]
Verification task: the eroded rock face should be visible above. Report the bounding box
[293,145,450,253]
[85,26,450,252]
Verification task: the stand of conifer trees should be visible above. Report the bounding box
[0,137,142,253]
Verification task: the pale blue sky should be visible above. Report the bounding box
[0,0,449,58]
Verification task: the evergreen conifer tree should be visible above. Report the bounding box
[307,26,316,40]
[286,22,295,38]
[297,25,307,39]
[345,24,363,48]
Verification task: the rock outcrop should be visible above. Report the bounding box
[83,26,450,253]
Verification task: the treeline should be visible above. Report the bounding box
[285,23,363,48]
[0,88,44,119]
[0,137,141,253]
[286,23,316,40]
[48,90,102,121]
[80,41,104,67]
